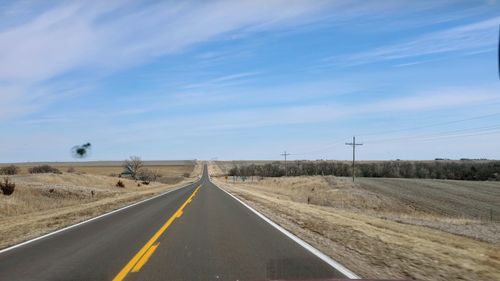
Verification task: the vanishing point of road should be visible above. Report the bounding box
[0,165,351,281]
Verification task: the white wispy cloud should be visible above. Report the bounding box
[327,16,500,66]
[0,0,332,119]
[89,86,500,140]
[1,0,497,122]
[182,72,261,89]
[0,1,334,82]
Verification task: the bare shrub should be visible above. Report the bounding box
[183,172,190,178]
[66,166,76,173]
[122,156,143,179]
[141,181,150,185]
[0,165,20,175]
[29,165,62,174]
[0,178,15,195]
[116,180,125,188]
[136,168,161,183]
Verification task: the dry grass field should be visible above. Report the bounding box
[0,161,199,249]
[209,163,500,281]
[4,160,194,176]
[356,177,500,219]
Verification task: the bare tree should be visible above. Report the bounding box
[122,156,143,179]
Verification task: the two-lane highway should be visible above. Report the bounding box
[0,165,353,281]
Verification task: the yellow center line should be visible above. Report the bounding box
[112,186,201,281]
[176,210,183,218]
[131,242,160,272]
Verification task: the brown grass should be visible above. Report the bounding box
[0,163,198,249]
[210,164,500,281]
[6,164,192,177]
[356,177,500,219]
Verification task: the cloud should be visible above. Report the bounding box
[0,1,476,89]
[94,86,500,141]
[0,1,333,82]
[358,87,500,113]
[0,0,332,119]
[328,16,500,66]
[182,71,261,89]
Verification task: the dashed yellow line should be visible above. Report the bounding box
[112,186,200,281]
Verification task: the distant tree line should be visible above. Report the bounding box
[228,161,500,181]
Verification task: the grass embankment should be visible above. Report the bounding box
[209,163,500,281]
[0,162,200,249]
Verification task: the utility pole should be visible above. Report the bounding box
[345,136,363,182]
[281,151,291,176]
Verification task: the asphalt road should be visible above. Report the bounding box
[0,165,349,281]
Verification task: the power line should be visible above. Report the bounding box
[358,112,500,138]
[291,141,345,156]
[290,112,500,157]
[415,128,500,142]
[364,124,500,144]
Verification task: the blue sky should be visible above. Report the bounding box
[0,0,499,162]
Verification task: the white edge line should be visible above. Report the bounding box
[0,180,197,255]
[213,179,361,279]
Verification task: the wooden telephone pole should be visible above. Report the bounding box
[345,136,363,182]
[281,151,291,176]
